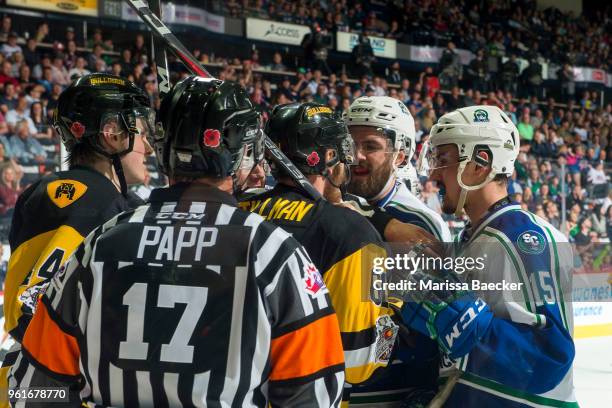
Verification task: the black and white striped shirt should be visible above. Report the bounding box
[17,183,345,407]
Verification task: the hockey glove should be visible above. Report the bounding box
[400,292,493,359]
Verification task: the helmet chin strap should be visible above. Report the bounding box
[454,161,496,218]
[111,154,128,196]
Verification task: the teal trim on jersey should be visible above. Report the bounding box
[387,201,443,241]
[481,230,538,324]
[523,211,569,331]
[460,372,580,408]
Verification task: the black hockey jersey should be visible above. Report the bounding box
[239,184,397,386]
[4,165,140,343]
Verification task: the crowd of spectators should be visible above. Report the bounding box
[0,9,610,247]
[218,0,611,71]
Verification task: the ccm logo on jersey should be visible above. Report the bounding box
[156,212,205,220]
[443,298,487,349]
[137,225,218,261]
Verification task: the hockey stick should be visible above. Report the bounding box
[126,0,321,200]
[148,0,170,98]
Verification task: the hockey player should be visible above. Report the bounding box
[343,96,448,406]
[0,73,153,405]
[239,102,400,401]
[12,77,345,407]
[344,96,451,242]
[406,105,577,406]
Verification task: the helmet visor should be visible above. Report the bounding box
[101,106,156,140]
[416,141,464,177]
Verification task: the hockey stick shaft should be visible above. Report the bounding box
[126,0,321,200]
[148,0,170,98]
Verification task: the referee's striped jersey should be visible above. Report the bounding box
[16,183,345,407]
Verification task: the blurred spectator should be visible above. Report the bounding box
[64,26,77,46]
[68,56,90,80]
[64,40,78,70]
[131,33,148,64]
[87,28,110,51]
[421,66,440,98]
[268,52,287,71]
[34,22,49,43]
[8,119,47,164]
[301,22,332,74]
[0,163,20,215]
[387,61,402,84]
[517,112,535,141]
[0,61,18,87]
[466,49,488,93]
[30,101,52,140]
[1,32,21,58]
[6,95,36,133]
[51,54,70,85]
[351,34,375,78]
[500,54,519,94]
[559,64,576,101]
[439,42,462,89]
[0,16,11,42]
[23,38,40,67]
[522,56,544,99]
[88,44,108,72]
[0,82,18,112]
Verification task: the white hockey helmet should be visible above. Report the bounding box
[417,105,520,216]
[343,96,416,162]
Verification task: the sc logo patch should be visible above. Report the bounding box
[517,230,546,254]
[47,179,88,208]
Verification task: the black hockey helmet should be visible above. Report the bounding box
[53,73,154,155]
[266,102,354,176]
[156,76,263,179]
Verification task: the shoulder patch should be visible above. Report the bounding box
[516,230,546,254]
[47,179,88,208]
[303,262,325,298]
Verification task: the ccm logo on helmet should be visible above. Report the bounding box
[350,107,373,113]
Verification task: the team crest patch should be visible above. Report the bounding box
[473,109,489,123]
[517,230,546,254]
[18,281,50,314]
[504,139,514,150]
[375,315,398,363]
[47,179,88,208]
[303,263,325,297]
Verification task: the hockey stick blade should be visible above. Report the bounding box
[125,0,321,200]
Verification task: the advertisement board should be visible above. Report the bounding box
[246,18,310,46]
[336,31,397,59]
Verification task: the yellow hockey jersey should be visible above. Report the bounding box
[4,165,141,342]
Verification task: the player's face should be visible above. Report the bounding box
[348,126,395,199]
[121,118,154,185]
[429,144,461,214]
[246,162,266,189]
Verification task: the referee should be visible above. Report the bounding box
[12,77,345,407]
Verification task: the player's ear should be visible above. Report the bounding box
[101,122,125,153]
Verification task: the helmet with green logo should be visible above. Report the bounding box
[417,105,520,216]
